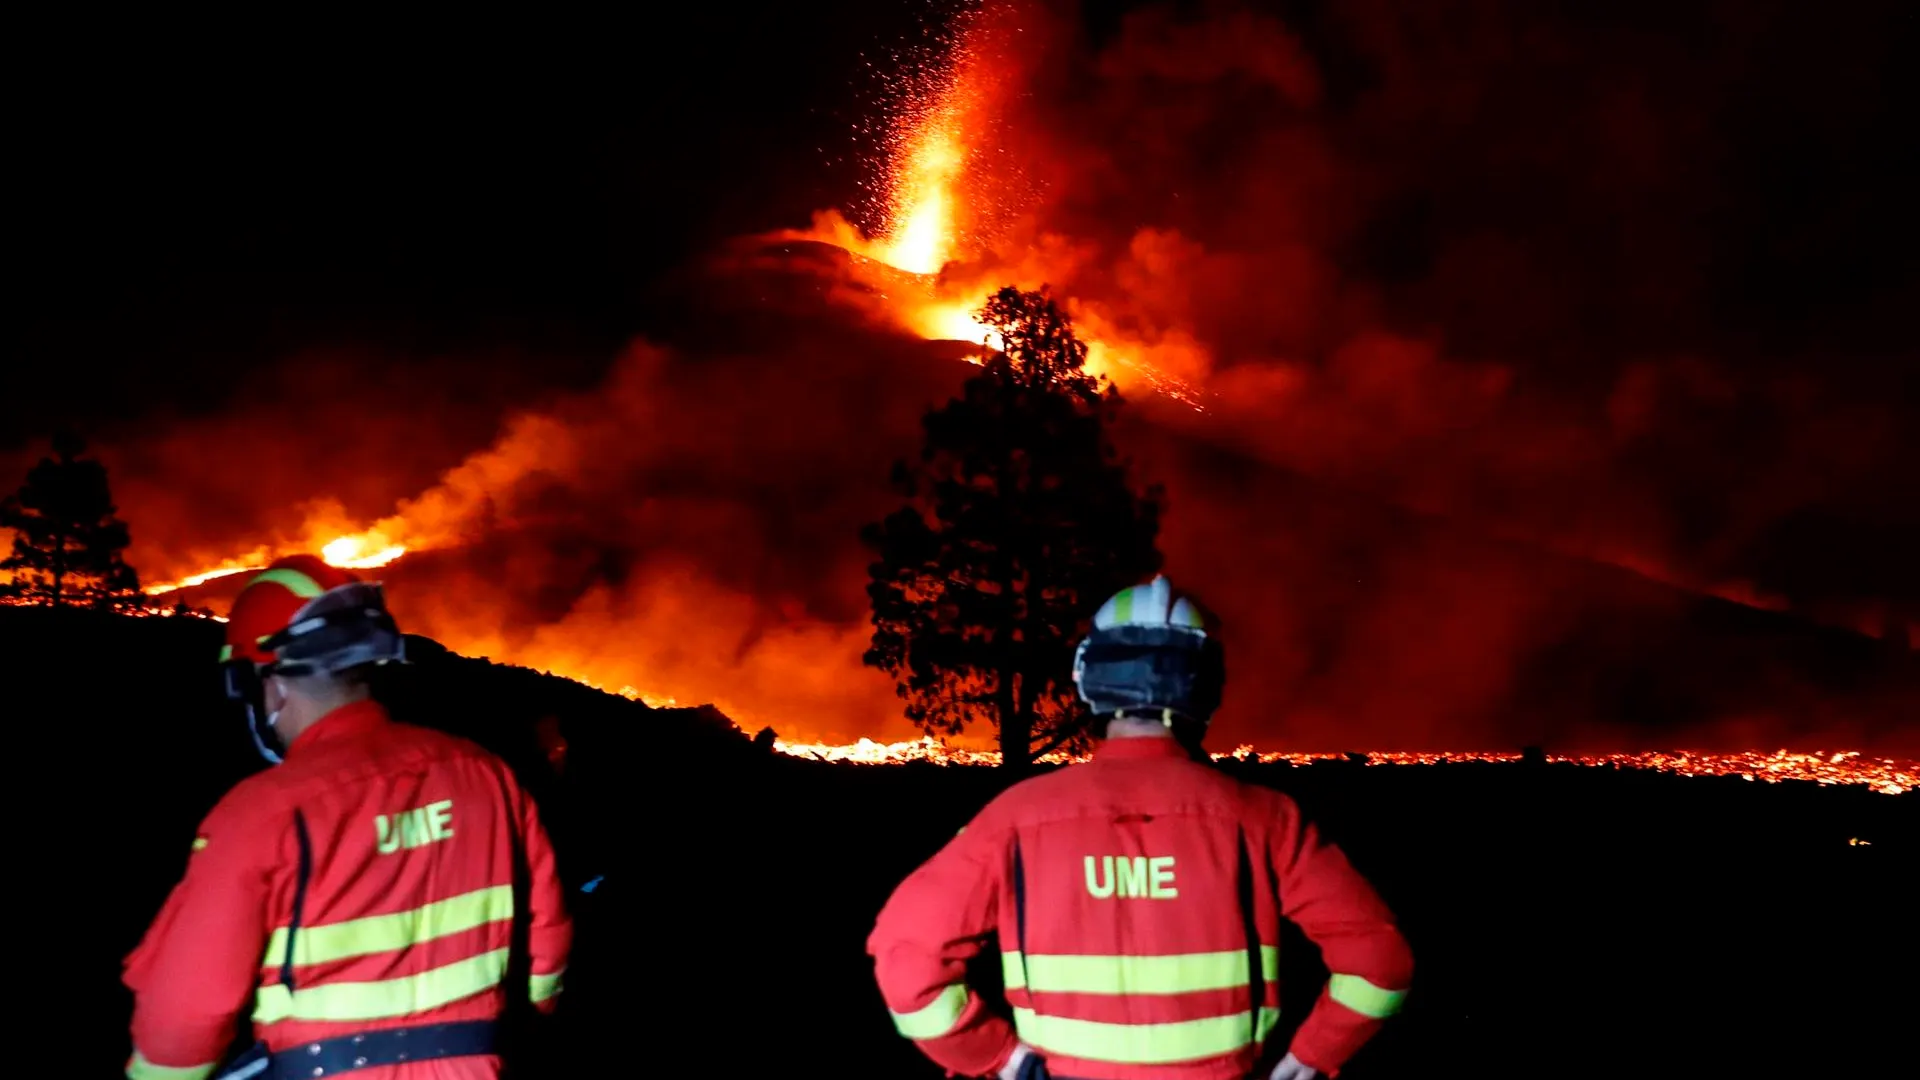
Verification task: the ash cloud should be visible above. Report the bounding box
[374,310,974,743]
[70,346,601,583]
[1043,0,1916,751]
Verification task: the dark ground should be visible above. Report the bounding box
[8,607,1910,1079]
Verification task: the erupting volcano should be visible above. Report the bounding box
[16,0,1907,790]
[133,2,1219,706]
[767,2,1206,407]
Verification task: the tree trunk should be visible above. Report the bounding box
[1014,665,1040,765]
[997,669,1031,773]
[50,531,65,608]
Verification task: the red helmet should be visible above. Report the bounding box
[221,555,364,666]
[220,554,405,765]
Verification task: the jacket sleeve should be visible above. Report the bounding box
[867,816,1019,1078]
[1268,795,1414,1077]
[512,771,574,1013]
[122,789,276,1080]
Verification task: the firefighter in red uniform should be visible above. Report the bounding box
[123,555,573,1080]
[869,575,1414,1080]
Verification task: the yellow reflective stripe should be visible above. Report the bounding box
[1013,1005,1281,1065]
[126,1052,217,1080]
[250,567,327,599]
[1328,973,1407,1018]
[530,967,565,1003]
[262,885,515,968]
[253,947,508,1024]
[1003,948,1279,994]
[890,982,971,1039]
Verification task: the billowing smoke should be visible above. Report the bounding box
[20,0,1915,754]
[371,308,974,743]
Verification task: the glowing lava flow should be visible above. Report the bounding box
[587,683,682,711]
[322,534,408,569]
[779,28,996,350]
[878,105,966,277]
[141,532,408,595]
[768,738,1918,795]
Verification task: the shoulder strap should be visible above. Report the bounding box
[1236,825,1264,1044]
[278,809,314,992]
[1010,836,1031,992]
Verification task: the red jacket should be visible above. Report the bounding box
[868,736,1413,1080]
[123,700,573,1080]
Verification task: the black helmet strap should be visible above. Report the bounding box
[221,658,283,765]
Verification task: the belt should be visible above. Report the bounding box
[216,1020,498,1079]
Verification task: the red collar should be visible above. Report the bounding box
[1094,735,1192,761]
[286,698,391,755]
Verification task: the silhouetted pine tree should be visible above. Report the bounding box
[863,286,1162,770]
[0,430,144,610]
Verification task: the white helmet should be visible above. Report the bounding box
[1072,575,1224,727]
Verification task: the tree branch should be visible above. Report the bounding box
[1027,718,1088,764]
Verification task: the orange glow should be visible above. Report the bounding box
[111,20,1213,721]
[68,4,1905,771]
[878,114,966,276]
[141,530,406,594]
[321,534,407,570]
[598,682,682,711]
[139,411,575,595]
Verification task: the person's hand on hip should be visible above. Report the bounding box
[998,1043,1047,1080]
[1268,1051,1322,1080]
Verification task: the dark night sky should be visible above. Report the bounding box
[7,3,933,441]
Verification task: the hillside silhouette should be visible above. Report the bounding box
[14,604,1909,1078]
